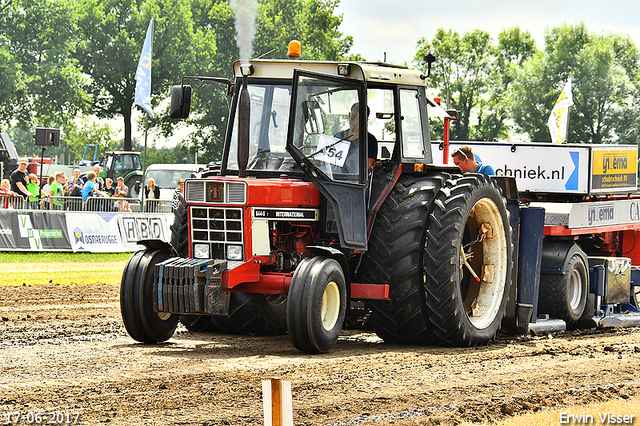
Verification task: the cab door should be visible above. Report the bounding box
[286,69,368,250]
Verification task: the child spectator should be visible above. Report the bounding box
[82,171,107,202]
[114,177,128,196]
[0,179,20,209]
[66,169,83,196]
[49,172,66,210]
[105,178,115,196]
[26,173,40,209]
[41,175,54,209]
[113,191,131,212]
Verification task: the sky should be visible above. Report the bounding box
[334,0,640,65]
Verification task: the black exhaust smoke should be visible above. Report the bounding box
[237,72,250,178]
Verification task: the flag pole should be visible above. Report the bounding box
[143,18,154,202]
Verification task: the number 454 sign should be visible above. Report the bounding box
[313,134,350,167]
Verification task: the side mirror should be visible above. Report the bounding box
[302,100,324,134]
[170,85,192,119]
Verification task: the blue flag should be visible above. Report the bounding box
[135,19,154,117]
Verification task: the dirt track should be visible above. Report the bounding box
[1,283,639,425]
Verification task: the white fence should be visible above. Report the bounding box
[1,196,174,213]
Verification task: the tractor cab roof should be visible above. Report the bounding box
[233,59,428,87]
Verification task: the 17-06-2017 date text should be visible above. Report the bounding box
[2,411,80,425]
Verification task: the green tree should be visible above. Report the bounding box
[510,23,640,144]
[0,0,88,127]
[415,29,495,141]
[73,0,216,151]
[482,27,537,140]
[173,0,352,163]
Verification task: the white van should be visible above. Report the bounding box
[142,163,206,200]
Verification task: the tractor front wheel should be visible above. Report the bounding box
[120,249,178,343]
[287,257,347,354]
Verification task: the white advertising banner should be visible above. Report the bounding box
[431,142,590,194]
[66,213,124,252]
[64,212,172,253]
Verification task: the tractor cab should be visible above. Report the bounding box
[171,59,438,251]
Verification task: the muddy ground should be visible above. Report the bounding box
[1,283,639,425]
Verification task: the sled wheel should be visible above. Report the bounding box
[424,173,513,346]
[539,244,588,328]
[120,249,178,343]
[287,257,347,354]
[361,175,446,344]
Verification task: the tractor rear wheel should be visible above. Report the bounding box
[287,256,347,353]
[180,315,216,332]
[170,194,189,257]
[210,293,287,335]
[361,175,446,344]
[539,244,588,328]
[423,173,513,346]
[120,249,178,343]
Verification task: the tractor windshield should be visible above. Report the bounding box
[227,82,298,173]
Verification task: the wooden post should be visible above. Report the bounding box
[271,377,282,426]
[263,377,292,426]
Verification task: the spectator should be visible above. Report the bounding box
[172,178,185,210]
[82,171,107,202]
[104,178,115,196]
[26,174,40,209]
[144,177,160,199]
[0,179,20,209]
[113,191,131,212]
[91,165,105,191]
[114,177,128,196]
[41,175,55,210]
[49,172,66,210]
[10,158,34,201]
[66,169,83,196]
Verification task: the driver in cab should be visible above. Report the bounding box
[334,103,378,171]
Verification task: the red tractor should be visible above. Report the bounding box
[120,57,515,353]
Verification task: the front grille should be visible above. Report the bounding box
[186,181,205,202]
[228,183,245,203]
[185,180,246,204]
[191,207,244,260]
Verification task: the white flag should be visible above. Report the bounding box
[134,19,154,117]
[548,78,573,144]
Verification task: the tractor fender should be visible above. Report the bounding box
[138,238,175,254]
[540,241,589,275]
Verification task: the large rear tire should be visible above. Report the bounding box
[424,174,513,346]
[539,244,588,328]
[361,175,445,344]
[120,249,178,343]
[287,256,347,354]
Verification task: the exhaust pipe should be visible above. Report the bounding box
[237,69,250,178]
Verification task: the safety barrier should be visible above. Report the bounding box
[0,196,174,213]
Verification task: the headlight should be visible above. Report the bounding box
[227,245,243,260]
[194,243,210,259]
